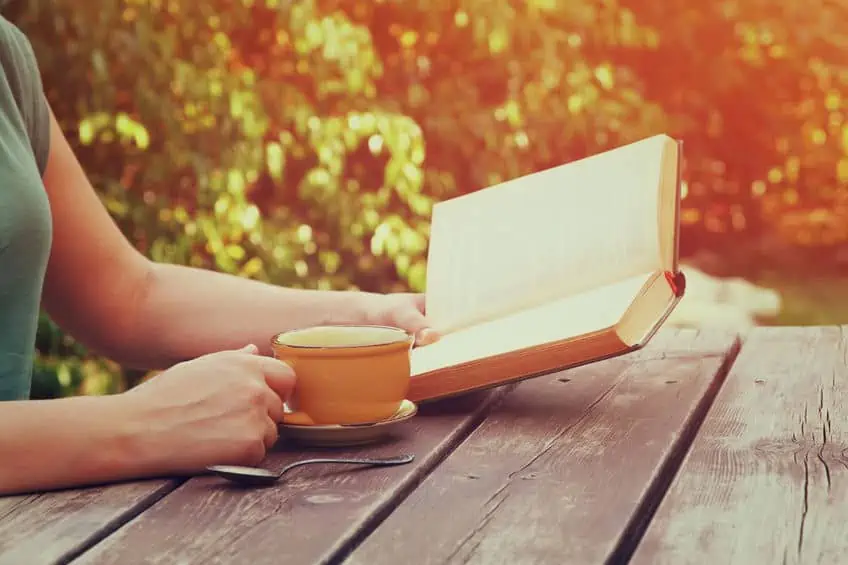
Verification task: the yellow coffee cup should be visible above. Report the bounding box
[270,325,413,426]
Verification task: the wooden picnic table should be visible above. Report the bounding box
[1,325,846,565]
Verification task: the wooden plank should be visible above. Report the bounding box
[0,480,179,565]
[343,329,741,565]
[70,388,508,565]
[0,495,34,521]
[631,325,848,565]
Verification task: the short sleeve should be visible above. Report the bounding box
[0,17,51,176]
[18,38,51,176]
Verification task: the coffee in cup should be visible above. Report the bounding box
[270,325,414,426]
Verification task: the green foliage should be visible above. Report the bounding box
[4,0,847,396]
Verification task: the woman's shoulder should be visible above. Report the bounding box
[0,14,41,82]
[0,13,50,175]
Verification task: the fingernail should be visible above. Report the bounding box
[242,344,259,354]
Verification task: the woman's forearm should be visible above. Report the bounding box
[0,395,154,495]
[121,262,370,369]
[0,347,297,494]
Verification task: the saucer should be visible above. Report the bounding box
[280,399,418,447]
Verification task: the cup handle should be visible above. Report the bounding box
[281,411,315,426]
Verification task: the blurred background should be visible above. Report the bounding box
[4,0,846,398]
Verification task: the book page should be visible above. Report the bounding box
[412,272,651,376]
[424,135,675,334]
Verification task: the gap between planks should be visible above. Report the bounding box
[330,331,743,565]
[341,329,743,565]
[68,385,514,565]
[630,325,848,565]
[315,384,517,565]
[0,479,184,565]
[606,333,743,564]
[1,328,744,565]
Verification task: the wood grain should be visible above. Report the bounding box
[0,495,31,518]
[343,329,741,565]
[631,325,848,565]
[0,480,179,565]
[0,494,34,525]
[71,389,507,565]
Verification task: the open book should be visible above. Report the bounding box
[409,134,685,402]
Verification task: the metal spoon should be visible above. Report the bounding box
[206,454,415,487]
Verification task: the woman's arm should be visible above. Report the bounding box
[0,395,144,494]
[0,346,296,495]
[40,106,434,370]
[39,107,154,366]
[134,264,390,366]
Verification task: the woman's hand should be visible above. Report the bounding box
[0,344,296,494]
[120,344,295,475]
[350,292,440,346]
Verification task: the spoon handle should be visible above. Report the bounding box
[282,454,414,473]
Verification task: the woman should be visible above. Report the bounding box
[0,15,437,494]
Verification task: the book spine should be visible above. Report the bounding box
[664,270,686,297]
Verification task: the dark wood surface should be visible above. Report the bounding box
[0,495,29,519]
[0,480,178,565]
[2,326,846,565]
[631,325,848,565]
[73,389,508,565]
[343,330,740,565]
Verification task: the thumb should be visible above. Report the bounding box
[239,343,259,354]
[392,307,440,346]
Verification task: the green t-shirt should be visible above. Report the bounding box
[0,15,52,400]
